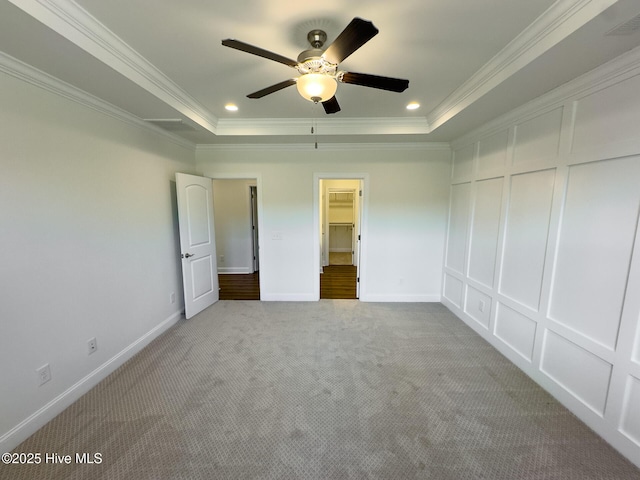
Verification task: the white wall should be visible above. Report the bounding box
[212,179,256,274]
[196,145,451,302]
[443,45,640,468]
[0,66,196,452]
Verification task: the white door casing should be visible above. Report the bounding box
[356,182,363,298]
[313,174,367,300]
[176,173,219,319]
[250,185,259,272]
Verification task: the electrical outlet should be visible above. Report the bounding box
[170,292,176,304]
[87,337,97,355]
[478,300,486,313]
[36,364,51,386]
[220,254,225,263]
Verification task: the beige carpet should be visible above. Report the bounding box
[4,301,639,479]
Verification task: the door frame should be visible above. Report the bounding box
[210,173,264,299]
[249,185,259,272]
[313,173,369,301]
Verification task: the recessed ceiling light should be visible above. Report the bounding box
[406,102,420,110]
[225,104,239,112]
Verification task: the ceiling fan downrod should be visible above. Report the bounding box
[307,29,327,49]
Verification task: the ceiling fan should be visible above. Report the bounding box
[221,17,409,114]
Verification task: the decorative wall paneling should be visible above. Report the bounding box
[443,49,640,468]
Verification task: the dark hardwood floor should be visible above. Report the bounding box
[218,272,260,300]
[320,265,357,299]
[218,266,357,300]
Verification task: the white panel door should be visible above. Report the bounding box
[176,173,219,319]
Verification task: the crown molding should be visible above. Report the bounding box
[215,117,430,137]
[450,43,640,149]
[196,142,449,152]
[6,0,431,140]
[0,50,196,151]
[9,0,615,145]
[427,0,618,132]
[7,0,219,134]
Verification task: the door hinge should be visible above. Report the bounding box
[359,190,362,197]
[357,277,360,283]
[358,235,361,241]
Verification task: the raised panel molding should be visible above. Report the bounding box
[445,183,471,274]
[541,330,613,416]
[468,178,503,288]
[443,41,640,469]
[452,144,475,183]
[620,375,640,447]
[513,108,563,166]
[548,157,640,351]
[635,320,640,367]
[443,274,464,308]
[499,169,556,311]
[477,130,509,176]
[494,303,536,361]
[571,74,640,155]
[464,285,492,329]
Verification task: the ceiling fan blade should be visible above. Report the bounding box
[323,18,379,64]
[247,79,297,98]
[222,39,298,68]
[340,72,409,92]
[322,96,341,114]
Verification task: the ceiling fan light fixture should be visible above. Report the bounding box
[296,74,337,103]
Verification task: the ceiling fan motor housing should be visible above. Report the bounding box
[297,30,338,76]
[307,29,327,49]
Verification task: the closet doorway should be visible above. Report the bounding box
[326,189,356,266]
[318,178,364,299]
[212,178,261,300]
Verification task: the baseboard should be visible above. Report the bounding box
[360,294,441,302]
[0,310,182,453]
[218,267,253,274]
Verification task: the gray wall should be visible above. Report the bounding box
[0,67,197,451]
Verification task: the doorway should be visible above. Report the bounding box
[212,178,261,300]
[315,177,365,300]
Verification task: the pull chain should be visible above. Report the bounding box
[310,102,320,149]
